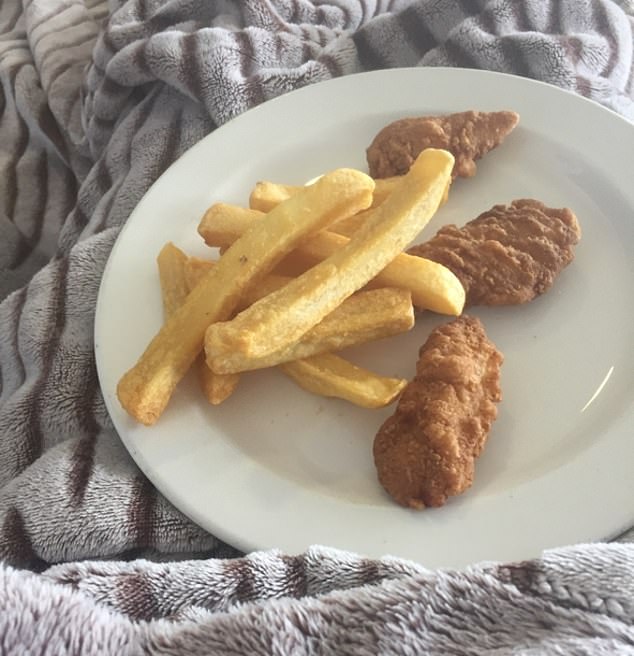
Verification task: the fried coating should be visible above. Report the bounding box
[373,316,502,509]
[366,110,519,179]
[409,199,581,307]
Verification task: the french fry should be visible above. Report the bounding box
[199,204,271,246]
[271,251,315,278]
[184,256,290,399]
[330,208,373,237]
[249,182,300,213]
[183,256,216,292]
[183,257,292,309]
[199,200,464,316]
[280,354,407,409]
[156,244,239,406]
[187,257,415,369]
[186,257,411,411]
[249,177,400,213]
[204,148,454,373]
[332,177,451,237]
[248,173,450,238]
[371,177,402,207]
[182,256,214,291]
[209,287,414,373]
[117,168,375,425]
[157,243,189,316]
[197,363,240,406]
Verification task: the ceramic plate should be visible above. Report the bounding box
[95,68,634,568]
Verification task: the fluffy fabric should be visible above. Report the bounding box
[0,1,633,653]
[3,545,634,654]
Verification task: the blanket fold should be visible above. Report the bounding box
[4,544,634,654]
[0,0,633,653]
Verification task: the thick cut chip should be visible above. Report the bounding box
[204,148,454,371]
[184,257,292,310]
[249,182,301,213]
[248,176,449,238]
[157,243,189,316]
[280,354,407,409]
[208,287,414,373]
[199,206,464,315]
[333,180,450,237]
[249,177,400,213]
[197,363,240,406]
[182,256,215,292]
[186,256,410,404]
[156,243,239,406]
[117,168,375,425]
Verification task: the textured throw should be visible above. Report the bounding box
[1,0,633,653]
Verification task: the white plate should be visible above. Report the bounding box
[95,68,634,569]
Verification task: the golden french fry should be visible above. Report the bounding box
[208,287,414,373]
[182,256,215,291]
[186,257,410,408]
[249,182,300,213]
[280,353,407,409]
[372,177,402,207]
[197,363,240,406]
[184,258,295,403]
[184,257,292,309]
[156,244,239,406]
[200,203,367,255]
[248,174,450,238]
[331,175,450,238]
[249,177,400,213]
[271,252,315,278]
[205,149,454,371]
[198,204,263,246]
[330,177,425,237]
[198,202,464,316]
[157,243,189,316]
[117,168,375,425]
[330,208,373,237]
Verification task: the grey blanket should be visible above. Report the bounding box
[1,0,633,653]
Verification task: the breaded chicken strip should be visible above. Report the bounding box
[409,199,581,306]
[366,110,519,179]
[373,316,502,509]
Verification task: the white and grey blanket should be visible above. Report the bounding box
[1,1,633,653]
